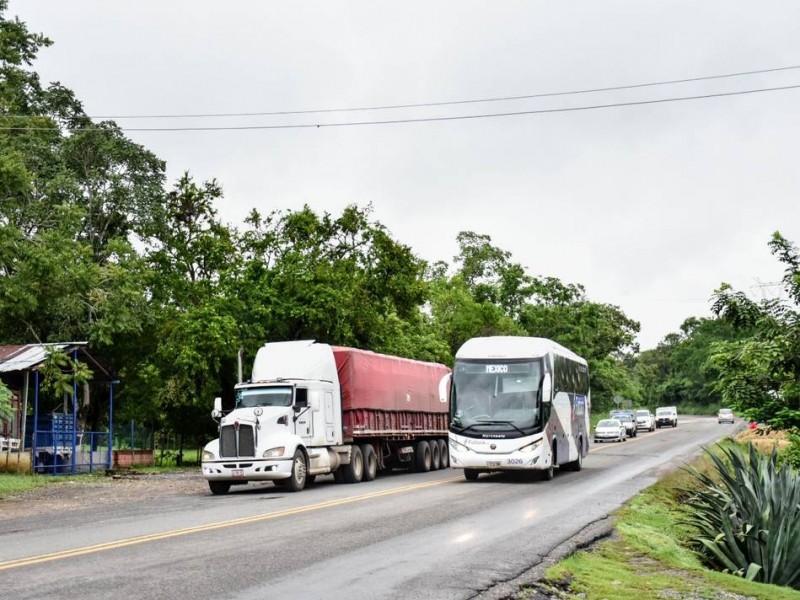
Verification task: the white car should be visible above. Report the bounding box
[718,408,735,424]
[635,409,655,431]
[594,418,627,443]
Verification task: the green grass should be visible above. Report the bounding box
[0,473,49,498]
[526,457,800,600]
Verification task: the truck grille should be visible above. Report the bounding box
[219,424,255,457]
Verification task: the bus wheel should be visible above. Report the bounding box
[464,468,479,481]
[209,481,231,495]
[430,440,441,470]
[361,444,377,481]
[415,441,432,472]
[566,447,583,472]
[437,440,449,468]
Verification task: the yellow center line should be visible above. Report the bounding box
[0,476,462,571]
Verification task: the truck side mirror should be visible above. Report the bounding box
[438,373,451,404]
[541,374,552,404]
[211,397,223,418]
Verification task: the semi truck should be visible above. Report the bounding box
[201,340,451,494]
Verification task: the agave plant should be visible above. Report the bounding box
[682,442,800,588]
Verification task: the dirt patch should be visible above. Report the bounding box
[734,427,791,453]
[0,470,207,520]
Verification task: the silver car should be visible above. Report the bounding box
[594,418,626,443]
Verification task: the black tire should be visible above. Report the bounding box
[306,475,316,486]
[414,441,432,472]
[464,468,480,481]
[541,444,556,480]
[285,449,308,492]
[209,481,231,495]
[333,468,345,484]
[430,440,441,470]
[361,444,377,481]
[437,439,449,468]
[342,445,364,483]
[565,442,583,472]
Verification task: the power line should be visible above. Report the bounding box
[1,82,799,132]
[89,63,800,119]
[2,64,799,122]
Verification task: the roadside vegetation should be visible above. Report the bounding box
[526,434,800,600]
[1,3,799,475]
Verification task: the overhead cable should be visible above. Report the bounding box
[1,83,799,132]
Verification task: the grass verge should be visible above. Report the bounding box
[523,453,800,600]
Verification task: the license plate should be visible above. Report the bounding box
[232,469,244,478]
[486,461,501,468]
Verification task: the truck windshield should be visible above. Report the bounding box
[235,386,293,408]
[451,359,542,435]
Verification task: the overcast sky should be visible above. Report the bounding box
[10,0,800,350]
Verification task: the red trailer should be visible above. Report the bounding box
[333,347,450,471]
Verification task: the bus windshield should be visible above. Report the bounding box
[451,359,542,435]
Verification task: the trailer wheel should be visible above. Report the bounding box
[208,481,231,495]
[414,441,432,472]
[361,444,377,481]
[285,449,308,492]
[437,439,449,468]
[464,468,479,481]
[430,440,441,470]
[343,445,364,483]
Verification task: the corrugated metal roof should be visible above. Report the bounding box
[0,343,87,373]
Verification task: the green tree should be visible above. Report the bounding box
[708,232,800,428]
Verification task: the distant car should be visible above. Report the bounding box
[594,418,626,443]
[611,411,638,437]
[655,406,678,428]
[634,409,655,431]
[718,408,735,424]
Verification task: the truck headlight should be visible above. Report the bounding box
[450,439,469,453]
[518,440,543,453]
[263,447,286,458]
[202,451,214,461]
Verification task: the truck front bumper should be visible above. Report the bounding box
[202,458,293,482]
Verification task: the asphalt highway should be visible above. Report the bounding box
[0,416,738,599]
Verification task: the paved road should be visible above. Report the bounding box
[0,417,738,599]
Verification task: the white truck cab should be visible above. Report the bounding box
[201,341,346,494]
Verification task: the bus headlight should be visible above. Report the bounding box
[450,439,469,453]
[518,440,543,453]
[263,447,286,458]
[202,451,214,461]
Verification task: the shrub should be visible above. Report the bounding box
[681,443,800,588]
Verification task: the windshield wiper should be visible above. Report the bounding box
[475,419,526,436]
[452,420,527,436]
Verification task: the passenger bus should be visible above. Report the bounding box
[441,336,590,481]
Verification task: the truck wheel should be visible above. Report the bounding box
[333,468,345,484]
[361,444,377,481]
[414,441,432,472]
[430,440,441,470]
[437,440,449,468]
[209,481,231,495]
[343,445,364,483]
[306,475,316,486]
[464,468,479,481]
[285,449,307,492]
